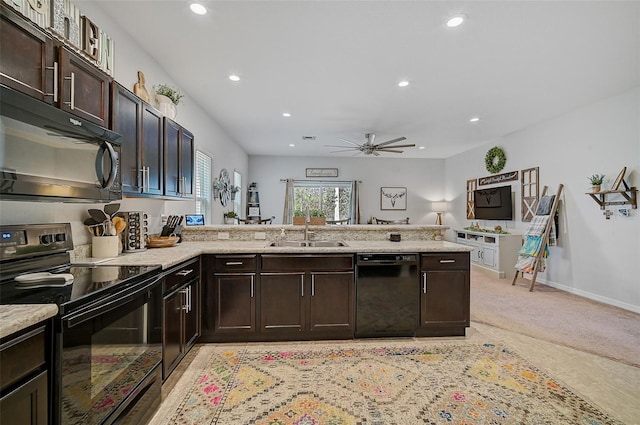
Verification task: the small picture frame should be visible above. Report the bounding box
[612,167,627,191]
[306,168,338,178]
[380,187,407,210]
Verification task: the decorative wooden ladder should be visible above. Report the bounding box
[512,183,564,291]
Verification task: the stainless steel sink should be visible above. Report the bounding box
[266,240,348,247]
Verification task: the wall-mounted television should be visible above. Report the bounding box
[474,185,513,220]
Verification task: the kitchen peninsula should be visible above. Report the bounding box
[99,224,472,341]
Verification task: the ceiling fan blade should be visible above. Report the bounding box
[375,137,407,148]
[337,138,362,147]
[372,150,380,156]
[330,148,361,153]
[377,143,415,149]
[324,144,359,148]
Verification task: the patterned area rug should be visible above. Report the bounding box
[153,341,623,425]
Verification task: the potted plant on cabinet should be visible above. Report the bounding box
[588,174,605,193]
[153,83,183,119]
[223,211,238,224]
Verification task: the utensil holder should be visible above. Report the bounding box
[92,236,119,258]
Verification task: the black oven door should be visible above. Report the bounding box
[56,275,162,425]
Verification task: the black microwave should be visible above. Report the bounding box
[0,85,122,203]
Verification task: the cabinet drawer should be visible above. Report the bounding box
[421,253,470,270]
[0,370,48,425]
[0,326,45,391]
[214,255,257,272]
[261,254,354,272]
[164,257,200,293]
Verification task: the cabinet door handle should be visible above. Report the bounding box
[45,62,58,102]
[423,273,427,294]
[176,269,193,276]
[439,259,456,264]
[181,176,187,196]
[64,72,75,109]
[311,275,315,296]
[300,275,304,297]
[139,167,147,192]
[225,262,243,266]
[145,167,151,192]
[250,275,254,298]
[180,288,189,311]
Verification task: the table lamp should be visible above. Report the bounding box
[432,201,448,225]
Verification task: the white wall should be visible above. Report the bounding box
[248,156,445,225]
[0,2,249,242]
[445,87,640,312]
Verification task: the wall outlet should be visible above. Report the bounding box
[217,232,229,240]
[254,232,266,240]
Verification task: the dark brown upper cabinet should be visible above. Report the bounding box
[164,118,194,198]
[111,82,163,196]
[1,5,111,127]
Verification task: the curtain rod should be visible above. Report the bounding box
[279,179,361,183]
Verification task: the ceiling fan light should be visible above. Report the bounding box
[189,3,207,15]
[446,14,465,28]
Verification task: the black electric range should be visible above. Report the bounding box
[0,223,163,425]
[0,223,160,315]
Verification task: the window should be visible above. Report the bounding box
[195,150,212,223]
[292,180,353,221]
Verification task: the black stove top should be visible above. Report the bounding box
[0,223,161,316]
[0,263,160,314]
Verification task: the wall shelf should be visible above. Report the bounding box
[585,187,637,210]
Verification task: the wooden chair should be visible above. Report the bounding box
[373,217,409,224]
[512,184,563,291]
[237,216,275,224]
[327,218,351,225]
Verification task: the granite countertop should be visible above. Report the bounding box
[5,239,470,338]
[0,304,58,339]
[87,240,473,270]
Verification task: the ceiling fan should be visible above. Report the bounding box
[325,133,415,156]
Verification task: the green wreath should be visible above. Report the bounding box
[485,147,506,173]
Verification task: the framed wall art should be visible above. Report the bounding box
[380,187,407,210]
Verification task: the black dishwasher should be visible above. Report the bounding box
[355,253,418,337]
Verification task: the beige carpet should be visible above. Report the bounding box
[150,339,623,425]
[471,270,640,368]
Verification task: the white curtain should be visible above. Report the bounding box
[350,180,361,224]
[282,178,294,224]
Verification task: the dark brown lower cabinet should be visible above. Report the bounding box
[417,253,470,337]
[0,324,49,425]
[162,258,200,380]
[260,255,354,340]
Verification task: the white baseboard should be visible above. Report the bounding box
[524,276,640,314]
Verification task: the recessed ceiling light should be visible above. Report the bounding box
[282,112,291,117]
[446,14,466,28]
[189,3,207,15]
[398,81,410,87]
[469,117,480,123]
[289,143,295,147]
[228,74,240,82]
[418,146,426,150]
